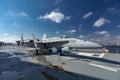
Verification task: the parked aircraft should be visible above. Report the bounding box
[16,33,37,47]
[31,33,103,55]
[16,33,103,55]
[41,34,102,48]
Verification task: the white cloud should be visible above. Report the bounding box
[38,11,70,23]
[12,22,22,28]
[79,35,83,38]
[94,31,109,35]
[107,8,115,12]
[55,31,59,34]
[65,16,71,20]
[83,12,92,19]
[13,22,19,26]
[68,29,76,33]
[117,25,120,28]
[0,33,19,43]
[56,0,62,4]
[8,10,31,18]
[117,36,120,39]
[3,33,9,36]
[78,24,83,27]
[93,18,110,27]
[94,31,110,38]
[89,35,120,45]
[107,7,120,15]
[105,34,110,37]
[1,37,19,43]
[54,8,59,11]
[18,12,29,17]
[8,10,15,15]
[77,24,84,32]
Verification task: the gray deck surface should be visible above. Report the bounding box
[0,46,120,80]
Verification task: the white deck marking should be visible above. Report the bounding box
[71,52,106,58]
[89,63,118,72]
[71,60,77,62]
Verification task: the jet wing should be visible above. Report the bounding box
[36,40,69,48]
[31,33,69,48]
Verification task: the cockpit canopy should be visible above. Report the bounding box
[59,35,70,38]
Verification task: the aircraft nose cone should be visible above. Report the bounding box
[91,42,103,48]
[94,43,102,47]
[86,41,103,48]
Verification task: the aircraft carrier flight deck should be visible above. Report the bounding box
[0,46,120,80]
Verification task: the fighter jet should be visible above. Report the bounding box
[31,33,103,55]
[16,33,35,47]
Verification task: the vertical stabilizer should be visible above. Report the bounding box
[21,33,24,42]
[31,33,38,48]
[42,34,47,41]
[31,33,37,42]
[21,33,24,46]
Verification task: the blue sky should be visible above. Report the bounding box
[0,0,120,44]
